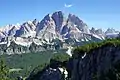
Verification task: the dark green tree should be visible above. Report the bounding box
[0,59,9,80]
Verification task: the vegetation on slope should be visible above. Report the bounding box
[0,59,10,80]
[0,49,67,79]
[73,39,120,58]
[51,53,70,62]
[26,53,70,80]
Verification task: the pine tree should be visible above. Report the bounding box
[0,59,9,80]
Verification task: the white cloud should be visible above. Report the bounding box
[64,4,73,8]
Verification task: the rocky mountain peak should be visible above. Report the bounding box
[52,11,64,32]
[90,27,96,34]
[68,13,84,26]
[36,14,51,36]
[68,13,90,34]
[8,25,19,36]
[105,28,119,34]
[106,28,116,33]
[32,19,38,26]
[95,29,104,35]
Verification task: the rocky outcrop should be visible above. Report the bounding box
[0,41,60,55]
[27,60,68,80]
[70,41,120,80]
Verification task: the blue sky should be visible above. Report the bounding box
[0,0,120,30]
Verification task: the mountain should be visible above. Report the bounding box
[15,21,36,37]
[90,27,105,40]
[36,11,105,44]
[105,28,119,38]
[0,11,119,54]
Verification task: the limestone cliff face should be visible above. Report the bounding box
[70,44,120,80]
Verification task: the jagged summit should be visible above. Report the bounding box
[0,11,118,40]
[0,11,119,54]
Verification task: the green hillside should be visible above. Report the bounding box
[0,49,67,79]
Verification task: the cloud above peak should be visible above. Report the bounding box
[64,4,73,8]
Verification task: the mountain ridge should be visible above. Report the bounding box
[0,11,119,54]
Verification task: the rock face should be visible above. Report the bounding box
[52,11,64,32]
[70,43,120,80]
[27,60,68,80]
[68,14,90,34]
[36,68,63,80]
